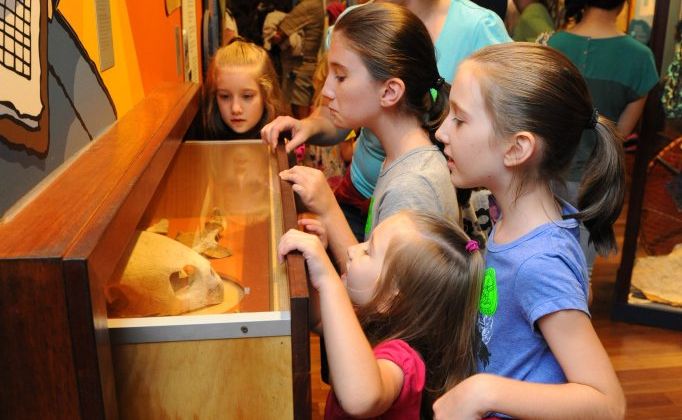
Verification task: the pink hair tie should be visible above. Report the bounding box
[465,240,479,253]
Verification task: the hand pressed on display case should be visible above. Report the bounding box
[278,229,336,291]
[279,165,336,216]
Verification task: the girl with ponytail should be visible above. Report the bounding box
[433,43,626,419]
[278,2,459,274]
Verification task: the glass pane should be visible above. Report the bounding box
[107,140,289,319]
[629,137,682,310]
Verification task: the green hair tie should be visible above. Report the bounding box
[430,77,444,102]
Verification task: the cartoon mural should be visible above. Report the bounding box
[0,0,116,218]
[0,0,49,153]
[0,0,194,219]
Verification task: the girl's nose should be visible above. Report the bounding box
[231,100,243,114]
[321,74,335,101]
[435,123,447,144]
[347,243,360,260]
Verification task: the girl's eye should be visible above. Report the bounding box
[335,75,346,82]
[243,93,255,100]
[452,115,464,125]
[218,94,231,101]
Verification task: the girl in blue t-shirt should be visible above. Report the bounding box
[433,43,626,419]
[279,210,484,419]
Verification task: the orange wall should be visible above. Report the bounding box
[58,0,202,116]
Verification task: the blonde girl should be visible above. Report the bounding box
[202,38,289,140]
[279,210,484,419]
[433,43,626,419]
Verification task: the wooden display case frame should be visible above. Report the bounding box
[612,0,682,331]
[0,82,311,419]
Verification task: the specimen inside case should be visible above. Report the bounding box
[107,140,290,319]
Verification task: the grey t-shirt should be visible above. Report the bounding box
[367,145,459,239]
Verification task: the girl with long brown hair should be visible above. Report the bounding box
[433,43,626,419]
[279,210,484,419]
[274,2,458,279]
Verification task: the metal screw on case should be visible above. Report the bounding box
[241,326,249,334]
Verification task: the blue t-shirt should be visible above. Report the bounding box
[477,203,590,384]
[350,0,511,199]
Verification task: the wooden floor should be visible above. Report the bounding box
[309,155,682,419]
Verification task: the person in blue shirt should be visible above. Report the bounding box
[433,43,626,419]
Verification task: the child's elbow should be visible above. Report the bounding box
[338,392,389,418]
[609,394,627,420]
[603,387,626,420]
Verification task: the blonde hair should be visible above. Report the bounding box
[356,211,485,418]
[203,38,289,138]
[467,43,625,254]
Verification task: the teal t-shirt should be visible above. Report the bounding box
[351,0,511,199]
[548,32,658,181]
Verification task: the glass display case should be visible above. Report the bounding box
[107,141,306,418]
[0,84,311,419]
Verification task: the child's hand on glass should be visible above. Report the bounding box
[278,229,338,291]
[279,166,336,216]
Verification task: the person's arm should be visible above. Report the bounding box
[277,230,404,417]
[318,198,359,272]
[260,105,351,152]
[616,95,647,137]
[433,310,626,419]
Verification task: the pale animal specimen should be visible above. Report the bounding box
[145,218,169,235]
[176,208,232,258]
[106,231,225,317]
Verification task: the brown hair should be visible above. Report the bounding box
[467,43,625,254]
[333,2,448,141]
[202,38,289,138]
[356,211,484,418]
[564,0,626,24]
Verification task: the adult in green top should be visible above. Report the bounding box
[547,0,658,275]
[512,0,554,42]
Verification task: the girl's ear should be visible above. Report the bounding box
[503,131,538,168]
[380,78,406,108]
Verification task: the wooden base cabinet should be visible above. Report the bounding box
[0,83,310,419]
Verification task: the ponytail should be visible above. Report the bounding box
[423,78,450,144]
[574,115,625,255]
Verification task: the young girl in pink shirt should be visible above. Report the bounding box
[279,210,484,419]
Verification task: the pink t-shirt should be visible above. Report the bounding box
[324,339,426,419]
